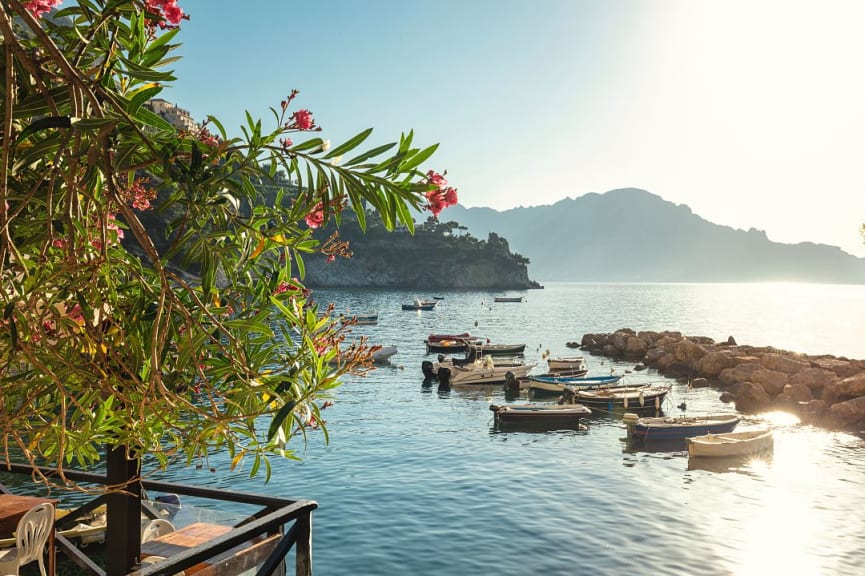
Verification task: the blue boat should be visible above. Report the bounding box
[528,373,623,397]
[626,413,740,441]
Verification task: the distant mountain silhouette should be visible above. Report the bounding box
[444,188,865,283]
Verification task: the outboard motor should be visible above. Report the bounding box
[503,371,520,400]
[437,354,446,363]
[437,367,451,391]
[421,360,436,380]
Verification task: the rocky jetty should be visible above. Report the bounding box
[579,329,865,431]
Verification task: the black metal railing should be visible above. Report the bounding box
[0,464,316,576]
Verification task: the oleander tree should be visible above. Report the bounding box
[0,0,458,495]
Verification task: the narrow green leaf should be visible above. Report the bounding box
[324,128,372,159]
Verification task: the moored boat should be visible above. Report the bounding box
[422,356,535,386]
[466,342,527,357]
[563,383,671,411]
[340,311,378,325]
[489,402,591,426]
[546,356,587,372]
[402,299,437,311]
[686,428,774,458]
[626,413,740,441]
[371,345,398,363]
[494,296,524,303]
[528,374,623,397]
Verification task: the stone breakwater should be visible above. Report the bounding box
[580,328,865,431]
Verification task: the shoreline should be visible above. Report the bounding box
[579,328,865,431]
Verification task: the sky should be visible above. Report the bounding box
[164,0,865,257]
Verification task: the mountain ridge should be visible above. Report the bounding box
[443,188,865,283]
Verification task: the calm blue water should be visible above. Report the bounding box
[19,283,865,575]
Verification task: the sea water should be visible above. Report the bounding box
[152,282,865,576]
[10,282,865,575]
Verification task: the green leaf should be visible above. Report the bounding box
[126,85,163,115]
[267,400,297,441]
[344,142,396,167]
[324,128,372,159]
[399,143,439,173]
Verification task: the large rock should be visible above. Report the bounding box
[718,363,762,387]
[749,368,789,396]
[735,381,772,413]
[695,351,738,379]
[761,353,811,375]
[829,395,865,427]
[812,357,861,378]
[823,373,865,402]
[789,368,837,393]
[673,339,707,362]
[623,336,649,359]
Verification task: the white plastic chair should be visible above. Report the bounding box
[0,502,54,576]
[141,518,176,543]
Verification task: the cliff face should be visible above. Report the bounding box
[303,227,541,290]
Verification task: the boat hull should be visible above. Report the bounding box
[686,429,774,458]
[490,403,591,428]
[631,414,740,441]
[568,384,671,411]
[528,375,623,397]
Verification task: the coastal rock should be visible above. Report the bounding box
[673,339,707,362]
[761,353,811,375]
[695,350,738,379]
[789,367,837,393]
[719,391,736,403]
[829,395,865,427]
[735,381,772,413]
[690,377,710,389]
[623,336,649,358]
[718,363,762,387]
[749,368,789,396]
[823,373,865,402]
[812,357,860,379]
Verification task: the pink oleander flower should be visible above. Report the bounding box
[426,170,448,189]
[280,137,293,149]
[305,202,325,229]
[424,185,458,217]
[291,109,315,131]
[144,0,187,29]
[326,254,336,263]
[52,238,66,248]
[22,0,61,18]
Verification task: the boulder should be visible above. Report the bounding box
[643,348,665,366]
[602,343,620,358]
[672,338,707,362]
[719,391,736,403]
[789,368,836,393]
[829,395,865,427]
[661,361,696,379]
[695,351,738,379]
[812,357,861,378]
[690,377,710,389]
[761,353,811,375]
[718,363,762,387]
[749,368,789,396]
[823,373,865,402]
[735,381,772,413]
[724,335,737,346]
[623,336,649,359]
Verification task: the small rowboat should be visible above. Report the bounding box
[546,356,586,372]
[627,413,740,441]
[489,402,591,426]
[564,384,671,411]
[494,296,524,303]
[467,342,527,357]
[402,299,436,311]
[528,374,622,397]
[687,428,774,458]
[340,311,378,325]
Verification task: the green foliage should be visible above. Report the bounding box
[0,0,440,489]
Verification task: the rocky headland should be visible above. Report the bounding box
[579,329,865,431]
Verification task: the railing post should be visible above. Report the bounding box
[295,512,312,576]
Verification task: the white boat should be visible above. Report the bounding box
[494,296,524,303]
[686,428,774,458]
[423,356,535,385]
[489,402,591,425]
[546,356,586,372]
[371,345,398,363]
[340,311,378,325]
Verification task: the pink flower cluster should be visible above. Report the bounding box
[289,109,315,131]
[305,202,325,229]
[424,170,458,217]
[22,0,62,18]
[144,0,187,29]
[121,179,157,211]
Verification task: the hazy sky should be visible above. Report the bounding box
[165,0,865,257]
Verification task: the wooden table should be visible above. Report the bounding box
[0,494,59,575]
[140,522,280,575]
